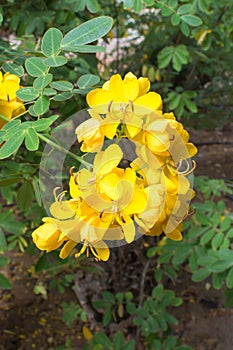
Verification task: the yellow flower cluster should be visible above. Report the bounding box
[32,72,197,261]
[0,72,25,129]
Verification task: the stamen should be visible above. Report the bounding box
[57,191,67,202]
[75,240,88,258]
[129,100,134,112]
[90,246,101,261]
[170,134,175,141]
[108,100,113,112]
[70,166,75,176]
[100,209,105,218]
[183,207,196,221]
[74,173,79,185]
[87,176,96,184]
[120,214,126,224]
[177,159,196,175]
[53,187,61,201]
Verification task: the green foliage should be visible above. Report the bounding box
[84,331,136,350]
[0,256,11,289]
[92,291,135,326]
[62,301,87,327]
[148,177,233,307]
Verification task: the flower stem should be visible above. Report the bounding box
[37,133,93,170]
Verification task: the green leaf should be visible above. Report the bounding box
[171,13,181,26]
[211,232,224,250]
[103,291,115,303]
[0,256,9,267]
[168,0,178,8]
[0,273,12,289]
[209,259,233,273]
[94,333,112,348]
[63,44,105,53]
[28,105,37,117]
[0,133,25,159]
[32,177,42,206]
[124,0,133,9]
[122,341,136,350]
[192,268,210,282]
[33,118,55,132]
[25,127,39,151]
[103,307,112,326]
[226,267,233,289]
[61,16,113,48]
[200,228,215,245]
[0,229,7,254]
[0,177,22,187]
[16,87,40,101]
[17,181,34,211]
[224,288,233,308]
[53,92,73,101]
[44,56,67,67]
[180,21,190,36]
[41,28,63,57]
[114,332,124,350]
[168,94,181,109]
[43,88,57,96]
[197,0,209,13]
[77,74,100,89]
[212,273,223,290]
[220,217,232,232]
[133,0,143,13]
[177,4,193,15]
[1,119,20,132]
[181,15,203,27]
[50,81,73,91]
[25,57,48,77]
[184,98,198,113]
[86,0,100,13]
[2,63,24,77]
[33,95,50,115]
[158,46,174,68]
[163,336,177,350]
[33,74,53,89]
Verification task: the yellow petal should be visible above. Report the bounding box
[99,173,120,200]
[138,77,150,96]
[116,215,135,243]
[59,239,77,259]
[96,144,123,177]
[92,245,110,261]
[32,222,64,252]
[165,228,183,241]
[124,188,148,215]
[187,142,198,157]
[86,88,114,107]
[122,219,135,243]
[50,201,75,220]
[75,118,104,152]
[108,74,125,101]
[101,120,119,139]
[134,92,162,111]
[122,74,139,101]
[69,173,81,199]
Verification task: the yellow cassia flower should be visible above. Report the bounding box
[31,218,67,253]
[86,72,162,112]
[0,72,25,128]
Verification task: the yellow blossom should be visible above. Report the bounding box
[86,72,162,112]
[0,72,25,128]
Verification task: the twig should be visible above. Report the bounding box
[73,272,97,329]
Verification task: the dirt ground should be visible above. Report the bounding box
[0,125,233,350]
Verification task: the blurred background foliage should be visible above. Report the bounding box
[0,0,233,349]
